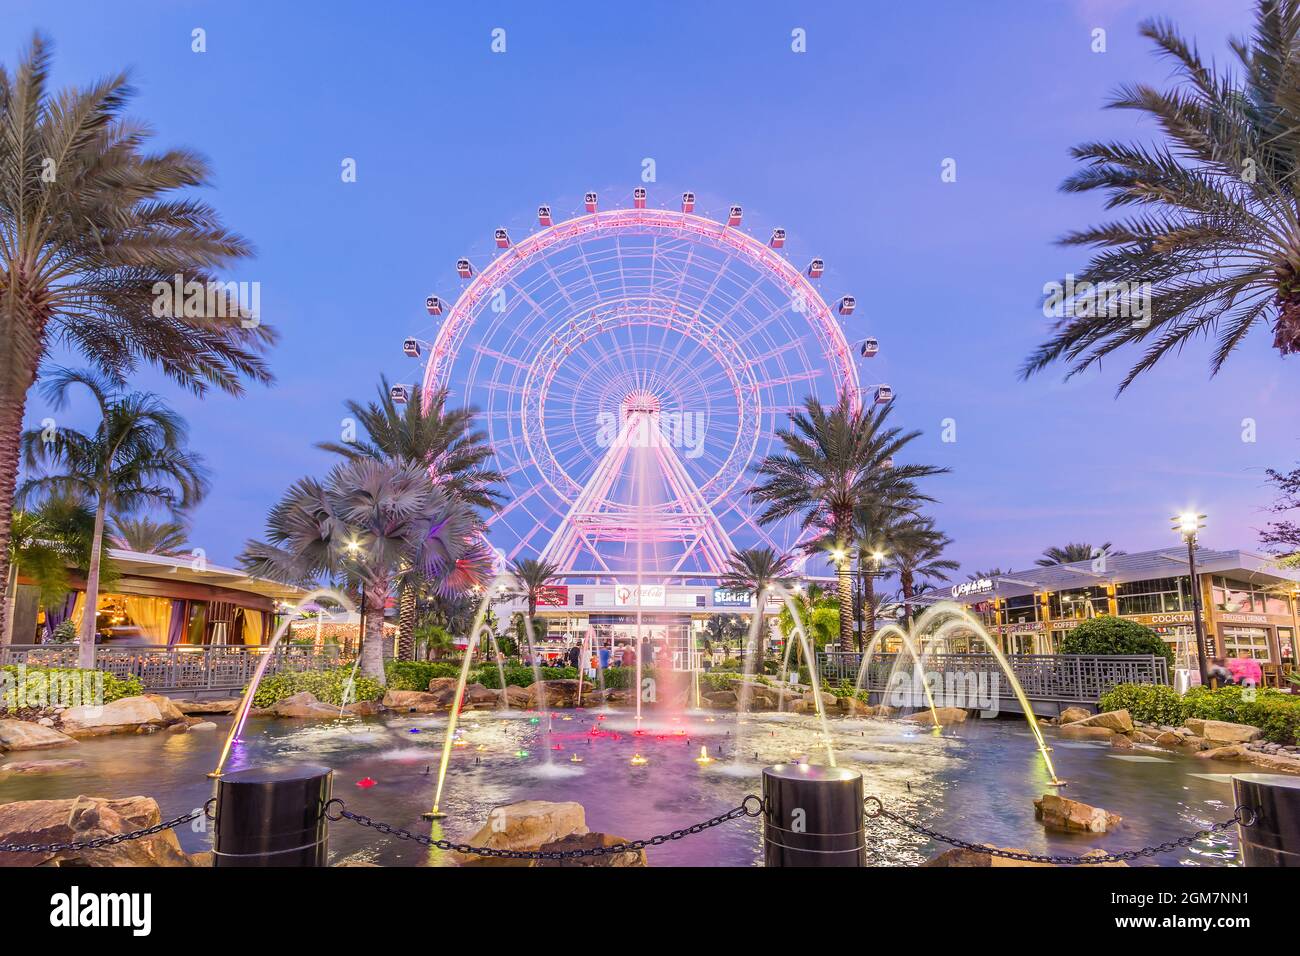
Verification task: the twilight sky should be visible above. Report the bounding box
[5,0,1296,574]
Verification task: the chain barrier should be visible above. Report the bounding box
[863,795,1257,865]
[325,794,765,860]
[0,806,207,854]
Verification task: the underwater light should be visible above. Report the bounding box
[630,754,648,766]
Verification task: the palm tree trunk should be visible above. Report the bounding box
[836,553,853,652]
[1,560,18,646]
[902,570,915,630]
[358,584,388,683]
[398,584,417,661]
[77,498,107,670]
[0,380,33,649]
[864,573,877,649]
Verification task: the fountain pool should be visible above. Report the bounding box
[0,710,1247,866]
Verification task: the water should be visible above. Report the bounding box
[0,711,1245,866]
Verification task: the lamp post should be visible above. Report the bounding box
[1173,513,1210,686]
[346,539,365,659]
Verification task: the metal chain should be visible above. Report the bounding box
[326,794,764,860]
[0,809,204,854]
[863,795,1257,865]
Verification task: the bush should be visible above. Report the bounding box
[472,665,578,688]
[1059,616,1174,665]
[1097,683,1188,725]
[1,664,142,712]
[385,660,463,690]
[1183,685,1300,745]
[249,667,384,707]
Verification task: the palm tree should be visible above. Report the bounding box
[18,369,207,667]
[886,521,959,627]
[2,494,100,644]
[750,394,946,651]
[720,547,795,669]
[847,500,929,651]
[1022,3,1300,391]
[509,557,560,658]
[1035,542,1120,567]
[317,377,502,660]
[968,568,1005,581]
[241,457,473,683]
[0,35,272,643]
[110,515,189,555]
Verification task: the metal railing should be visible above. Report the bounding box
[818,651,1168,704]
[0,644,340,693]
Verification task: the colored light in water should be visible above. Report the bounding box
[356,777,377,789]
[515,749,530,758]
[569,754,583,763]
[529,717,540,725]
[630,754,648,766]
[408,728,421,734]
[453,739,469,748]
[694,746,713,766]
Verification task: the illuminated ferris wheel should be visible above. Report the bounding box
[404,189,882,577]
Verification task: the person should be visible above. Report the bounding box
[1207,656,1233,687]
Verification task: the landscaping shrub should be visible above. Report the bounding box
[700,672,738,692]
[385,660,463,690]
[1059,616,1174,665]
[1182,685,1300,745]
[472,665,578,688]
[249,667,384,707]
[1,664,142,712]
[1097,683,1188,726]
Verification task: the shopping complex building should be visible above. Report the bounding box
[942,547,1300,669]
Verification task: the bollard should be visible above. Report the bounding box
[762,763,864,867]
[213,764,333,867]
[1232,773,1300,867]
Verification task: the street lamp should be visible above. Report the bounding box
[1172,512,1210,686]
[346,538,365,655]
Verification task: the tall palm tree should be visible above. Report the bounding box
[847,499,929,651]
[317,376,502,660]
[110,515,189,555]
[750,394,946,651]
[720,547,795,669]
[509,557,560,658]
[968,568,1005,581]
[1035,542,1120,567]
[241,457,473,683]
[18,369,207,667]
[1022,2,1300,390]
[886,520,959,627]
[0,35,272,642]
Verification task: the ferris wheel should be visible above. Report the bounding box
[406,190,881,577]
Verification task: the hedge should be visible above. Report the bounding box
[1098,682,1300,745]
[249,667,385,707]
[1060,616,1174,665]
[1,663,143,712]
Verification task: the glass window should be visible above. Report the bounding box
[1211,576,1292,616]
[1003,595,1038,624]
[1221,626,1271,660]
[1049,586,1108,620]
[1116,577,1191,616]
[185,602,208,645]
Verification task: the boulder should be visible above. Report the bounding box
[453,800,588,867]
[837,697,875,716]
[733,682,781,711]
[905,707,968,726]
[0,795,204,867]
[60,695,178,736]
[924,845,1127,867]
[189,721,218,732]
[1241,750,1300,774]
[343,700,383,717]
[1196,744,1247,761]
[173,698,240,715]
[270,691,341,719]
[1184,719,1262,746]
[1059,706,1091,724]
[524,680,587,709]
[502,685,532,709]
[1058,723,1115,741]
[1130,730,1156,744]
[426,677,462,706]
[381,689,445,713]
[0,718,76,750]
[531,831,648,867]
[1110,734,1134,750]
[0,758,86,776]
[462,683,500,708]
[1153,731,1184,748]
[1034,794,1122,834]
[1075,709,1133,733]
[802,691,836,710]
[704,690,737,708]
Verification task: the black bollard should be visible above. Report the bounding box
[1232,773,1300,866]
[762,764,864,867]
[213,764,333,867]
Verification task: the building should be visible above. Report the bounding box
[7,548,307,647]
[943,547,1300,668]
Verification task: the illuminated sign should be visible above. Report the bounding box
[951,578,994,599]
[712,588,752,608]
[614,584,665,607]
[536,585,568,607]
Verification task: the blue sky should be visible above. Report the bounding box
[5,0,1296,574]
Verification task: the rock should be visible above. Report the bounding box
[1184,719,1263,746]
[704,690,737,708]
[453,800,588,867]
[531,831,648,867]
[837,697,875,716]
[60,696,178,736]
[733,682,781,711]
[1196,744,1247,761]
[0,718,76,750]
[166,722,189,733]
[270,691,341,719]
[1059,706,1091,724]
[0,795,204,867]
[462,683,500,708]
[1034,794,1122,833]
[924,844,1128,867]
[1058,723,1115,741]
[173,698,241,715]
[1240,750,1300,774]
[1075,709,1133,733]
[502,685,532,708]
[802,691,836,710]
[343,700,383,717]
[190,721,218,732]
[426,677,461,707]
[524,680,589,709]
[144,695,186,724]
[1130,730,1155,744]
[36,717,54,727]
[1154,731,1184,748]
[381,689,445,713]
[905,707,968,726]
[1110,734,1134,750]
[1182,735,1210,751]
[0,758,86,776]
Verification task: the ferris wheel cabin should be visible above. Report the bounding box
[585,191,598,213]
[807,258,824,278]
[425,295,443,316]
[456,258,474,279]
[681,192,695,213]
[538,205,553,227]
[633,187,647,209]
[402,338,422,358]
